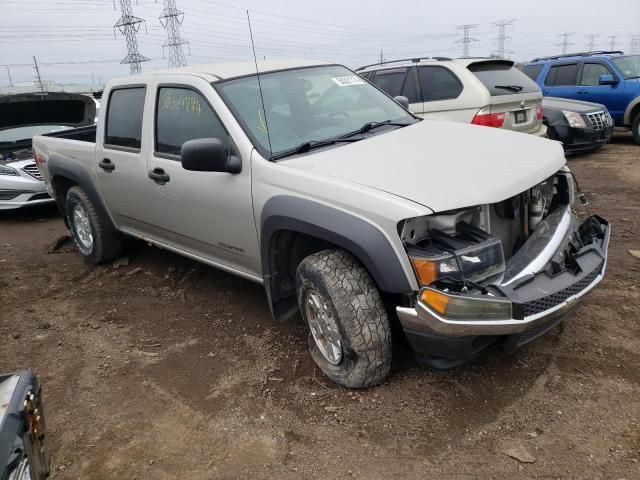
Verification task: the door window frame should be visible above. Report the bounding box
[103,84,147,153]
[153,83,235,161]
[578,61,616,86]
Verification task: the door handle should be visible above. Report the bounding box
[148,167,170,185]
[98,158,115,172]
[542,89,549,94]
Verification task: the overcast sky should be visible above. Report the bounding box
[1,0,639,86]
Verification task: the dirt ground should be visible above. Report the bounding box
[1,136,639,479]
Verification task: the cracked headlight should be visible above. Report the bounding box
[562,110,586,128]
[0,165,19,176]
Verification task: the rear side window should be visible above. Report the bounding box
[359,71,374,81]
[468,61,541,96]
[371,68,408,97]
[105,87,145,149]
[520,64,543,81]
[155,87,231,157]
[580,63,613,86]
[417,66,463,101]
[545,63,579,86]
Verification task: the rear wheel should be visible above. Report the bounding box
[632,114,640,145]
[66,186,122,264]
[295,249,392,388]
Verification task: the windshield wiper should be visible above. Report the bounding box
[271,138,360,160]
[494,84,523,92]
[338,119,413,139]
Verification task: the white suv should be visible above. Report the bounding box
[358,57,547,137]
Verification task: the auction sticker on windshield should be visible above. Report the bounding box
[332,76,365,87]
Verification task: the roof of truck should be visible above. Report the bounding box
[146,59,333,80]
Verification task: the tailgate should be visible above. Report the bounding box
[490,92,543,134]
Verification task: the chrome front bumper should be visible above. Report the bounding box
[397,210,610,338]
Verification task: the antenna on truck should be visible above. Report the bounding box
[247,10,273,159]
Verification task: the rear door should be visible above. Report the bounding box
[542,62,580,99]
[95,84,152,232]
[577,61,622,112]
[467,61,544,134]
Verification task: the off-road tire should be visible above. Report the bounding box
[632,114,640,145]
[296,249,392,388]
[66,186,122,264]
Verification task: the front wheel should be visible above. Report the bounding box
[296,250,392,388]
[66,186,122,264]
[632,114,640,145]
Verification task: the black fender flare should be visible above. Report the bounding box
[260,195,413,319]
[47,155,117,232]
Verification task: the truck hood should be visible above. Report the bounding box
[282,119,566,212]
[0,92,96,131]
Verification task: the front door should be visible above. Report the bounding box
[578,62,623,118]
[142,78,260,280]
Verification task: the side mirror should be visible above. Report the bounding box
[393,95,410,109]
[180,138,241,174]
[599,74,618,85]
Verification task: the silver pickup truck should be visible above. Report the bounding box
[33,59,610,388]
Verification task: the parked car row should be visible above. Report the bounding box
[31,59,610,387]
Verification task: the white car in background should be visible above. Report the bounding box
[0,92,96,210]
[357,57,547,137]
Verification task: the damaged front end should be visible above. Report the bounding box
[396,169,610,367]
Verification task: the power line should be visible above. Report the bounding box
[455,24,479,57]
[491,19,515,59]
[585,33,599,51]
[160,0,189,68]
[114,0,149,74]
[557,33,574,55]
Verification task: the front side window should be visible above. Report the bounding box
[371,68,408,97]
[580,63,613,86]
[215,65,414,159]
[417,66,463,101]
[155,87,230,156]
[105,87,145,149]
[545,64,579,86]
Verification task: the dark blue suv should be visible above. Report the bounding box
[522,51,640,144]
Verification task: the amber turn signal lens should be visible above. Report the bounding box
[420,289,450,315]
[411,258,438,286]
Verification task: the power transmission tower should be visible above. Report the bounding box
[33,56,44,91]
[379,50,384,65]
[491,19,516,59]
[160,0,189,68]
[631,35,640,54]
[607,35,617,50]
[6,67,13,87]
[557,33,574,55]
[585,34,599,51]
[455,24,479,57]
[114,0,149,75]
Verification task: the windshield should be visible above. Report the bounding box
[612,55,640,79]
[215,65,414,159]
[468,62,541,96]
[0,125,72,143]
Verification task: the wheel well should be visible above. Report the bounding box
[267,229,337,309]
[51,175,77,217]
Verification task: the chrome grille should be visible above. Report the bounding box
[22,163,43,181]
[585,110,613,131]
